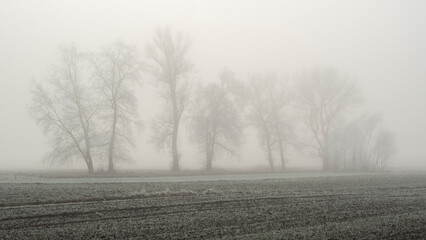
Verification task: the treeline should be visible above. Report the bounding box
[29,27,395,173]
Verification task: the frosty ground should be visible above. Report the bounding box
[0,172,425,239]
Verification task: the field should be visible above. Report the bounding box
[0,172,425,239]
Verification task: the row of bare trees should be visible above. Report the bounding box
[30,27,396,173]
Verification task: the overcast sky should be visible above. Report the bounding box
[1,0,425,170]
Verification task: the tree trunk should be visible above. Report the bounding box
[343,149,347,170]
[322,135,330,171]
[322,147,329,171]
[278,140,285,170]
[85,152,94,174]
[266,133,274,170]
[108,143,114,172]
[108,105,117,172]
[206,152,213,171]
[205,129,213,171]
[268,146,274,170]
[87,158,94,174]
[171,108,180,172]
[170,82,181,172]
[206,123,218,171]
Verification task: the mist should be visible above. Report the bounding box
[1,0,426,171]
[2,2,426,239]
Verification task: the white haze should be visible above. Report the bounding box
[0,0,425,170]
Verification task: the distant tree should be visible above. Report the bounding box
[329,113,396,171]
[30,45,97,173]
[189,69,244,171]
[372,128,396,171]
[145,27,193,171]
[352,113,383,170]
[246,73,292,170]
[297,67,361,171]
[88,41,142,172]
[329,114,374,171]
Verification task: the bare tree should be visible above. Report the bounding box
[329,113,396,171]
[297,67,361,171]
[329,114,376,171]
[189,69,244,171]
[30,45,97,173]
[145,27,193,171]
[372,128,396,171]
[355,114,382,170]
[246,73,291,170]
[89,41,142,172]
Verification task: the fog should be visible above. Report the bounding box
[1,0,426,171]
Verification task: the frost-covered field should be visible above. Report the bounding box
[0,173,425,239]
[0,171,377,184]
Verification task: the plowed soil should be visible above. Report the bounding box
[0,173,425,239]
